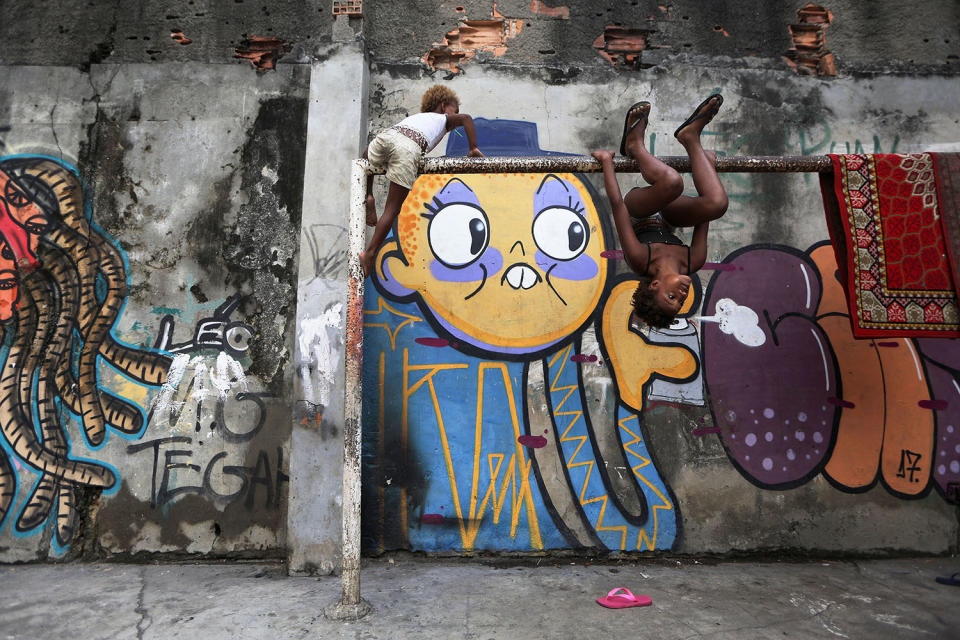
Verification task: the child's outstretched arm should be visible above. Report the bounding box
[447,113,485,157]
[688,222,709,273]
[591,150,647,273]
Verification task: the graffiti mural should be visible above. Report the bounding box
[360,117,959,555]
[0,155,284,554]
[361,121,706,552]
[0,155,173,548]
[702,241,960,503]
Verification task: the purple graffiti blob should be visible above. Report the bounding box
[915,337,960,371]
[915,350,960,501]
[429,248,504,283]
[703,248,839,488]
[518,435,547,448]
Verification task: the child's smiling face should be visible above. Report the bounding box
[377,172,608,355]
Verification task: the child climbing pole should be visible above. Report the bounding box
[360,84,484,278]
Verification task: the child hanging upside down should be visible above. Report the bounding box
[592,94,728,328]
[361,85,484,278]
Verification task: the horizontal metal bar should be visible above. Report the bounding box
[357,155,833,175]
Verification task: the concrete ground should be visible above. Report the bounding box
[1,556,958,639]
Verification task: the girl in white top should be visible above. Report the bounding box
[361,85,484,278]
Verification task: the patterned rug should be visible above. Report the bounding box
[820,153,960,338]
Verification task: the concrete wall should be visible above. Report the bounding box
[0,0,328,559]
[0,0,958,566]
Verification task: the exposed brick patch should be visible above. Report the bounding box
[783,4,837,76]
[170,30,192,45]
[332,0,362,16]
[423,11,523,72]
[234,36,292,70]
[424,48,474,73]
[592,26,653,68]
[530,0,569,19]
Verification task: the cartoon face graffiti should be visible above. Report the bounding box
[0,166,51,266]
[0,156,175,550]
[375,172,609,357]
[0,237,18,323]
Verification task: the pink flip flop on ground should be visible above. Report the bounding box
[596,587,653,609]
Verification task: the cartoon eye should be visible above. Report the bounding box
[532,207,589,261]
[24,215,49,235]
[3,182,29,208]
[0,276,17,290]
[0,243,13,261]
[427,203,489,268]
[225,323,253,353]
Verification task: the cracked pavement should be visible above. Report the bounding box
[0,556,957,639]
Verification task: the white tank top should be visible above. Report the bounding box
[395,112,449,153]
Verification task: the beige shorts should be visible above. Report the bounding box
[367,128,423,190]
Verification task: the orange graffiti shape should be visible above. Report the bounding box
[811,245,933,495]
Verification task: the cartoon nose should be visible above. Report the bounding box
[0,199,34,266]
[502,264,541,290]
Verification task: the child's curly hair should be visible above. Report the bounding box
[631,276,677,329]
[421,85,459,113]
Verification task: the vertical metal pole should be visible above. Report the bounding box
[325,159,371,620]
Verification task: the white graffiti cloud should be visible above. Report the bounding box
[699,298,766,347]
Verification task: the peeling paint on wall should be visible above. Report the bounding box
[783,4,837,76]
[297,303,343,411]
[423,9,524,72]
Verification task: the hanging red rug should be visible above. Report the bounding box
[820,153,960,338]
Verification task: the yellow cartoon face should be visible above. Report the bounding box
[376,172,608,356]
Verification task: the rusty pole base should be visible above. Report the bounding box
[324,598,373,621]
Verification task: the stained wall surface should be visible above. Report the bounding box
[0,0,958,566]
[0,47,314,561]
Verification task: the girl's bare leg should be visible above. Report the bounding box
[360,180,409,278]
[660,109,728,227]
[622,105,683,219]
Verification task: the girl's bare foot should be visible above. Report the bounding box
[620,102,650,158]
[365,195,377,227]
[674,94,723,145]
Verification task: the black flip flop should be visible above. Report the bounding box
[673,94,723,139]
[619,101,650,157]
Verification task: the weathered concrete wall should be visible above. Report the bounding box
[1,0,958,566]
[0,0,335,66]
[366,0,958,74]
[0,0,361,567]
[287,44,369,575]
[0,60,306,560]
